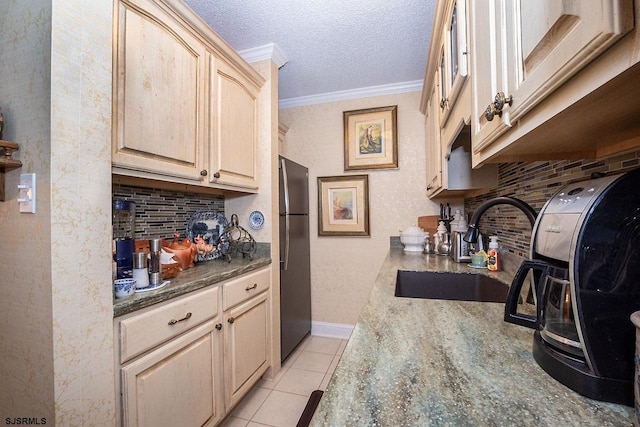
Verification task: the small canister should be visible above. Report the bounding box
[132,252,149,289]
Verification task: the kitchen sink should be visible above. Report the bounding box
[394,270,508,303]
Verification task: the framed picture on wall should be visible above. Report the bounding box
[343,105,398,171]
[317,175,370,236]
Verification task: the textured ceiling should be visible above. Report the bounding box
[184,0,436,105]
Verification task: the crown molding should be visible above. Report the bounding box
[238,43,288,69]
[279,80,423,109]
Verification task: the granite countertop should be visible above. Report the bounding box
[311,247,633,426]
[114,245,272,317]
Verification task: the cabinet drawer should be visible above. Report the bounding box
[119,287,219,363]
[223,267,270,311]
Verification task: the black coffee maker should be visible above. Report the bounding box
[505,168,640,406]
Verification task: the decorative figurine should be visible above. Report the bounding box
[218,214,257,262]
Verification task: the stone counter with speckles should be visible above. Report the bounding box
[113,245,271,317]
[311,247,633,426]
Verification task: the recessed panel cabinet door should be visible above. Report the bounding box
[505,0,633,122]
[121,321,221,427]
[469,0,510,152]
[425,78,442,197]
[210,57,260,190]
[113,0,206,181]
[224,292,269,410]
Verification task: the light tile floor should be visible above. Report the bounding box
[220,335,347,427]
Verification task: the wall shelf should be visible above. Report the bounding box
[0,140,22,201]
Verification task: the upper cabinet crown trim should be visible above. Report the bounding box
[161,0,266,88]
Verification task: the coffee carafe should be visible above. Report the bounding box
[504,168,640,406]
[113,199,136,279]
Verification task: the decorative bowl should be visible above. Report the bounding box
[400,226,427,252]
[162,244,196,270]
[114,278,136,299]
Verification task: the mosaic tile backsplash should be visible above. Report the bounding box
[465,150,640,259]
[113,184,225,240]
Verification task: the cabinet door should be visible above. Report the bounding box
[504,0,633,123]
[223,291,269,410]
[425,81,442,197]
[439,0,469,127]
[113,0,207,181]
[469,0,511,152]
[209,57,260,191]
[121,320,223,427]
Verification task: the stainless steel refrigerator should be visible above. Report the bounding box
[279,156,312,362]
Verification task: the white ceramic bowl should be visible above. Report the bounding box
[114,278,136,298]
[400,226,427,252]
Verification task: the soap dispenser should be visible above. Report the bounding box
[487,236,500,271]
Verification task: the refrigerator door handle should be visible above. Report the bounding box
[282,214,290,270]
[281,158,290,271]
[281,158,291,215]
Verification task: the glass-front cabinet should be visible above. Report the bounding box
[438,0,468,127]
[470,0,635,165]
[422,0,497,199]
[424,0,639,183]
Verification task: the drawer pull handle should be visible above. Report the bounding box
[245,283,258,291]
[168,312,192,325]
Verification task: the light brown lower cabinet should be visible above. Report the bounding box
[115,266,271,426]
[223,290,269,410]
[121,320,222,426]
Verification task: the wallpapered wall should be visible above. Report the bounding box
[2,1,116,423]
[464,150,640,264]
[279,91,437,325]
[113,184,225,240]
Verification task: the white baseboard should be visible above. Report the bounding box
[311,321,354,340]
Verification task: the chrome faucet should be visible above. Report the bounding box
[463,197,537,243]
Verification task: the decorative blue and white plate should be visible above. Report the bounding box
[248,210,265,230]
[186,211,229,262]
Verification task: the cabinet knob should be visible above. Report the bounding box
[213,171,221,179]
[439,97,448,109]
[484,104,496,122]
[200,169,208,177]
[215,323,222,331]
[227,317,235,324]
[493,92,513,112]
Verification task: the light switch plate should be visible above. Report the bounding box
[18,173,36,214]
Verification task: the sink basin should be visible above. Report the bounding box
[394,270,508,303]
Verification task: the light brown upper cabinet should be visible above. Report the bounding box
[425,75,443,197]
[112,0,265,193]
[422,0,497,199]
[438,0,469,127]
[469,0,637,166]
[208,57,260,191]
[113,0,208,182]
